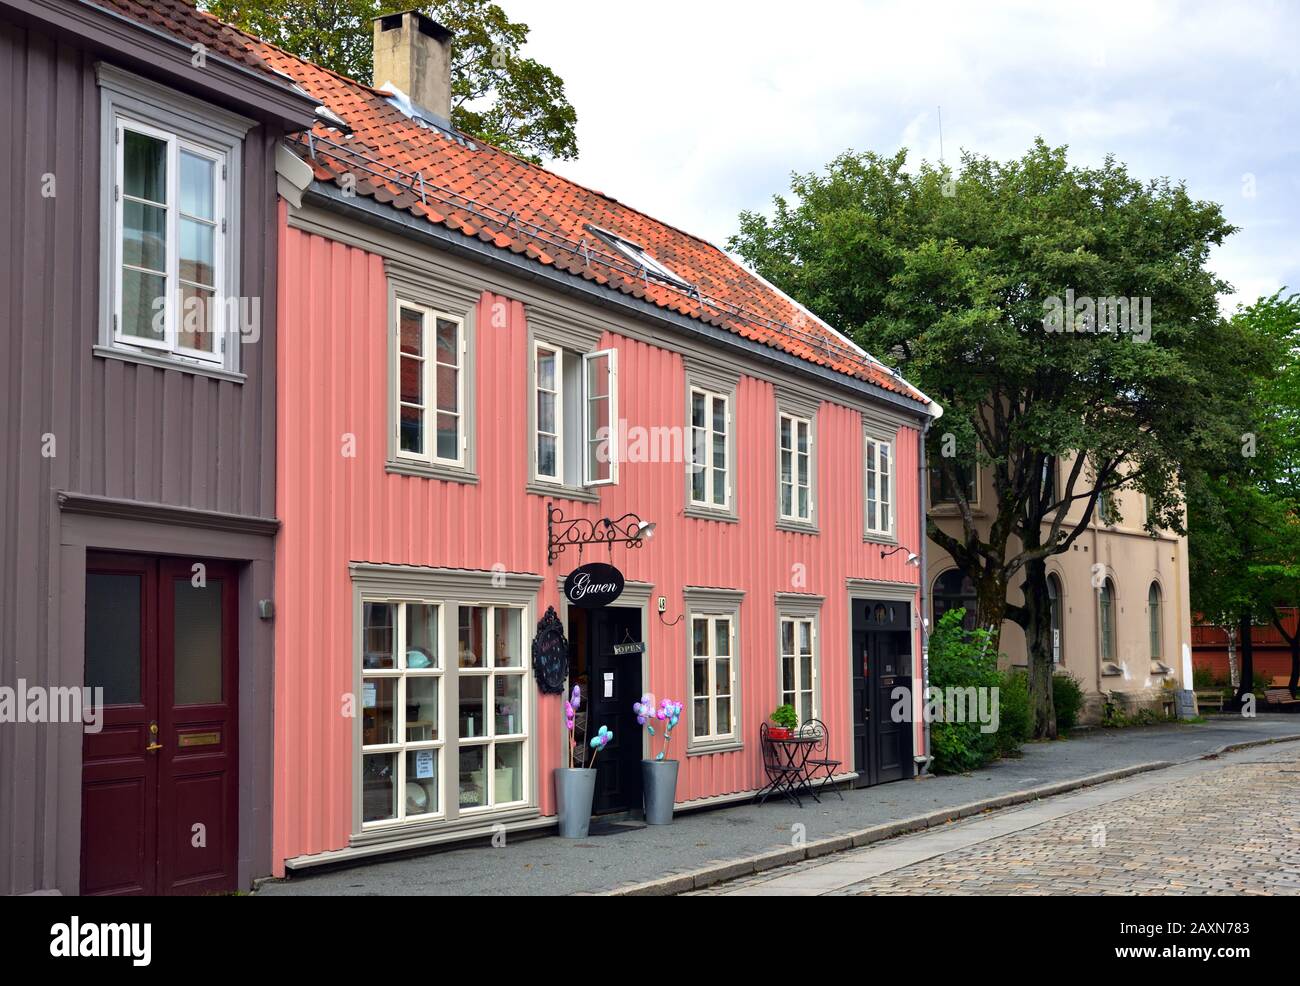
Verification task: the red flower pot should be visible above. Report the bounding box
[769,726,791,740]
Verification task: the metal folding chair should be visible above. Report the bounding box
[756,722,804,807]
[800,718,844,801]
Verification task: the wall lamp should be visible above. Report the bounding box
[880,545,921,566]
[547,502,655,566]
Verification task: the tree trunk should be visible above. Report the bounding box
[1022,558,1058,739]
[1225,625,1238,689]
[1289,633,1299,698]
[975,572,1008,655]
[1235,613,1255,706]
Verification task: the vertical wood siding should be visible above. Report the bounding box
[0,20,280,893]
[274,225,925,870]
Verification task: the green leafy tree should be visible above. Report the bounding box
[203,0,578,162]
[730,140,1256,737]
[1189,292,1300,699]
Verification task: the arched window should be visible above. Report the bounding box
[1047,573,1063,664]
[933,569,978,631]
[1099,578,1116,662]
[1148,582,1162,660]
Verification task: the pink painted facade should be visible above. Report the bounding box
[272,213,929,873]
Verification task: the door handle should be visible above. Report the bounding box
[146,721,162,753]
[146,742,163,752]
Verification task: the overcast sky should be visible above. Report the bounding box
[520,0,1299,314]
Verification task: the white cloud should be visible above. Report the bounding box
[518,0,1300,309]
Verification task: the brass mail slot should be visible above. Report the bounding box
[178,731,221,747]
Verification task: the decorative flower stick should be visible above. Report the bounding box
[588,725,613,767]
[634,693,683,760]
[564,684,580,769]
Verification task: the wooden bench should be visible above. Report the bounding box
[1194,689,1226,712]
[1264,688,1300,708]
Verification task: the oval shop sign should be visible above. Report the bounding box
[564,562,625,609]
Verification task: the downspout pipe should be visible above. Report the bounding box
[916,400,942,775]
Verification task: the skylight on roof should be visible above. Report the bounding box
[587,225,690,289]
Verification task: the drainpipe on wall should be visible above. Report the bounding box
[915,399,942,775]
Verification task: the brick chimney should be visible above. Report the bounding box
[373,10,453,124]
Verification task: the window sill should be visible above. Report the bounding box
[1101,663,1124,677]
[347,804,540,850]
[863,530,899,547]
[93,344,245,384]
[684,504,739,524]
[1151,662,1172,675]
[930,505,986,518]
[386,460,479,485]
[776,518,820,535]
[687,740,744,757]
[525,480,599,503]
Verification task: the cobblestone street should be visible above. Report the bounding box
[701,741,1300,896]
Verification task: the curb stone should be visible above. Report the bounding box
[599,731,1300,896]
[598,760,1175,896]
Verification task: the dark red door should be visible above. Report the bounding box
[81,553,239,895]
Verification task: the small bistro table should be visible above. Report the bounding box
[756,730,820,808]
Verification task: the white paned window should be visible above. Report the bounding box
[779,412,813,521]
[865,437,893,536]
[779,616,817,725]
[690,387,730,508]
[361,601,445,825]
[396,302,464,465]
[113,117,228,362]
[583,349,618,485]
[534,342,563,482]
[456,605,527,810]
[533,343,618,488]
[690,614,736,741]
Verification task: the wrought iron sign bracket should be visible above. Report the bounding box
[546,502,655,566]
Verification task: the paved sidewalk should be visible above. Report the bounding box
[700,740,1300,895]
[255,715,1300,896]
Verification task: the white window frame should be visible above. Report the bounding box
[97,64,250,379]
[865,436,894,537]
[778,411,813,523]
[351,565,543,839]
[359,600,447,828]
[689,386,732,510]
[532,340,564,483]
[454,603,530,815]
[113,117,229,363]
[583,348,619,485]
[778,615,818,724]
[394,301,466,468]
[689,613,737,745]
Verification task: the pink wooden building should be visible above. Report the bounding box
[265,13,939,874]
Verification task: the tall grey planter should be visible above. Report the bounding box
[554,768,597,838]
[641,758,679,825]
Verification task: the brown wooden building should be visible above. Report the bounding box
[0,0,315,895]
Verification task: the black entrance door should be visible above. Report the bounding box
[851,599,913,787]
[586,606,643,814]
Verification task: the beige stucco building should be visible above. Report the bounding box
[927,457,1192,722]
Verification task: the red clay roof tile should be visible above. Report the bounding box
[97,2,927,405]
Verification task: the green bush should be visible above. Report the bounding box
[1192,664,1217,689]
[1052,671,1085,732]
[994,670,1032,757]
[927,608,1002,774]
